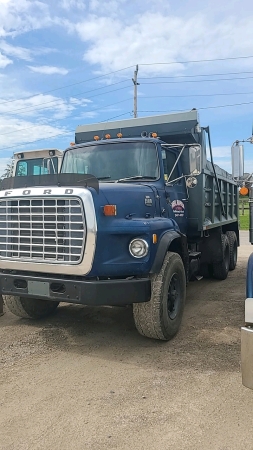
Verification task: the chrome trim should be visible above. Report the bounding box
[129,238,149,258]
[0,197,85,264]
[0,187,97,276]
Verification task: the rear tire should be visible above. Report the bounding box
[226,231,238,271]
[133,252,186,340]
[3,295,59,319]
[213,234,230,280]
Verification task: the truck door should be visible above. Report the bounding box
[162,148,188,234]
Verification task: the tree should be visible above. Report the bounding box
[1,156,14,179]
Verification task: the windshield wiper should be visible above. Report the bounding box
[117,175,157,182]
[97,176,111,180]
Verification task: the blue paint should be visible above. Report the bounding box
[246,253,253,298]
[88,181,179,276]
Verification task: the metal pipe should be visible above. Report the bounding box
[204,126,226,217]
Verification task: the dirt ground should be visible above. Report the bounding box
[1,231,253,450]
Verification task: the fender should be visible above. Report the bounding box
[150,230,188,274]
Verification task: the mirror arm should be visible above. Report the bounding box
[167,145,186,181]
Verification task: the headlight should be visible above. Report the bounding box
[129,238,149,258]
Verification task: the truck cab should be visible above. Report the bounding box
[12,149,63,177]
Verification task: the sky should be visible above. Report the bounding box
[1,0,253,176]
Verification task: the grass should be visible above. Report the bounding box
[239,209,249,230]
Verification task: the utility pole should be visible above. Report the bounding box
[132,65,139,118]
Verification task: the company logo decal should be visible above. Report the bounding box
[171,199,185,218]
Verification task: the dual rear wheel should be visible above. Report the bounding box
[200,231,238,281]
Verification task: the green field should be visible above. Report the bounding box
[239,209,249,230]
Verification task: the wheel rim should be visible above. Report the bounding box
[167,273,181,320]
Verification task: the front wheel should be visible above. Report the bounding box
[3,295,59,319]
[133,252,186,340]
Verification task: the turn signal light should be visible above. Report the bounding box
[94,135,100,141]
[153,234,157,244]
[240,186,249,196]
[103,205,117,216]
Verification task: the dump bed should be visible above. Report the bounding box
[187,160,238,234]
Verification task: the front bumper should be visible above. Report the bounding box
[0,273,151,306]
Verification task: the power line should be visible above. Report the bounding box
[140,55,253,66]
[0,112,132,151]
[144,91,253,99]
[3,71,253,117]
[139,100,253,113]
[139,70,253,80]
[0,65,135,106]
[2,55,253,107]
[141,75,253,84]
[0,98,132,136]
[0,81,132,116]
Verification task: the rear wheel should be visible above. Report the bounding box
[3,295,59,319]
[213,234,230,280]
[226,231,238,271]
[133,252,186,340]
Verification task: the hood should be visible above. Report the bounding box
[93,182,158,219]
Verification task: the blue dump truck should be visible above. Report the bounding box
[0,110,239,340]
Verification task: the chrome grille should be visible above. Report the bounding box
[0,197,86,264]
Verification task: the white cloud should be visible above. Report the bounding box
[0,50,12,67]
[28,65,69,75]
[0,0,53,38]
[0,91,92,122]
[61,0,86,11]
[0,40,32,60]
[72,11,253,76]
[0,115,68,149]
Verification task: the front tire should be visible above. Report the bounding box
[3,295,59,319]
[133,252,186,340]
[213,234,230,280]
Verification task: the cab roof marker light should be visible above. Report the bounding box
[94,135,100,141]
[70,142,75,146]
[117,132,123,138]
[105,134,111,139]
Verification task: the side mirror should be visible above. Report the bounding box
[189,145,201,176]
[231,143,244,178]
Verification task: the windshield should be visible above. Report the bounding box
[61,142,159,181]
[15,157,59,176]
